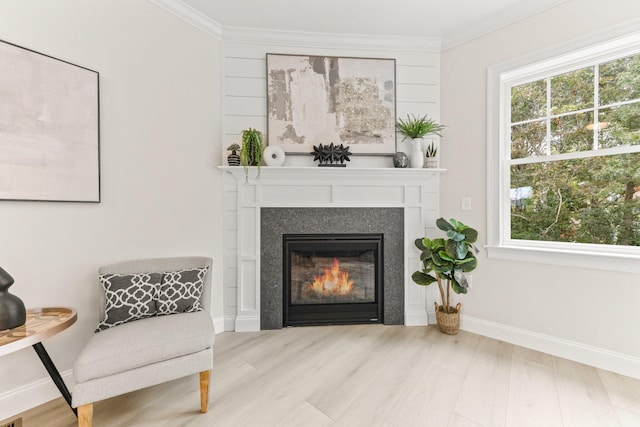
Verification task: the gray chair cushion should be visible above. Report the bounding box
[74,310,214,383]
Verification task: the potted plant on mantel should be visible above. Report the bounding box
[396,114,445,169]
[424,141,438,168]
[412,218,478,335]
[239,128,264,182]
[226,143,241,166]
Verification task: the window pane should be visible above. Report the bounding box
[551,67,594,114]
[599,53,640,106]
[510,153,640,246]
[598,103,640,148]
[511,80,546,123]
[511,120,546,159]
[550,112,593,154]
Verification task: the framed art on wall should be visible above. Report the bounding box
[0,39,100,202]
[266,54,396,155]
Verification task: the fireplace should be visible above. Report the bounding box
[223,167,441,332]
[283,234,383,326]
[260,207,405,330]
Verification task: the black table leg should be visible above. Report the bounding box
[32,342,77,416]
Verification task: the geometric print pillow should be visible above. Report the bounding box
[156,267,208,316]
[95,273,162,332]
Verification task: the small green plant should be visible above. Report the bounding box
[227,143,240,154]
[396,114,445,140]
[239,128,264,182]
[412,218,479,313]
[424,141,437,158]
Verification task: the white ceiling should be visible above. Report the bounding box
[176,0,567,48]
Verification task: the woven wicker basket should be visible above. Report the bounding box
[434,302,461,335]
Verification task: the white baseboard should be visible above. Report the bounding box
[461,314,640,380]
[212,316,225,334]
[234,316,260,332]
[405,312,429,326]
[223,315,236,332]
[0,370,75,421]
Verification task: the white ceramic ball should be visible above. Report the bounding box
[263,145,286,166]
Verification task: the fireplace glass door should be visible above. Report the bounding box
[284,234,383,326]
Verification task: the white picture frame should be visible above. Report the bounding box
[0,39,100,202]
[267,53,396,155]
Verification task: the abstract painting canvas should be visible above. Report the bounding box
[0,39,99,202]
[267,54,396,155]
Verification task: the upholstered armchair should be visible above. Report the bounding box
[72,257,215,427]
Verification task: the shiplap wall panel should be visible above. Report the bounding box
[397,84,439,103]
[221,35,440,329]
[225,57,265,78]
[396,65,439,84]
[225,96,266,117]
[224,76,266,97]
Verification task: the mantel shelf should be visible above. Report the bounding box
[218,166,446,182]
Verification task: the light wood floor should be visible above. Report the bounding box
[8,324,640,426]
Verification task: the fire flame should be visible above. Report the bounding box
[309,258,354,295]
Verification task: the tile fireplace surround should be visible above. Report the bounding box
[220,166,442,332]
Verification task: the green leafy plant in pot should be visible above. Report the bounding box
[396,114,445,168]
[424,141,438,168]
[412,218,478,335]
[395,114,445,140]
[239,128,264,182]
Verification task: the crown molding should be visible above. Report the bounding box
[147,0,439,52]
[221,26,441,52]
[148,0,568,52]
[148,0,222,40]
[441,0,568,51]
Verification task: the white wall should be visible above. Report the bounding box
[0,0,223,418]
[219,30,441,329]
[441,0,640,375]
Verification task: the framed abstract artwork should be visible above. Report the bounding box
[266,54,396,155]
[0,39,100,202]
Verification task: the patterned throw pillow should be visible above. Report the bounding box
[95,273,161,332]
[156,267,208,315]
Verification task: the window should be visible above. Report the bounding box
[488,31,640,271]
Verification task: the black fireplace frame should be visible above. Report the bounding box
[283,233,384,327]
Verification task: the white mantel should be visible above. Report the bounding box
[220,166,443,331]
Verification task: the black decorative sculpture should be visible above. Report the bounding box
[0,266,26,330]
[311,143,352,167]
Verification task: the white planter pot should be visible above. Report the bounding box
[410,138,424,168]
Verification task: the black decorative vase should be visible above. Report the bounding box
[0,266,26,330]
[227,152,240,166]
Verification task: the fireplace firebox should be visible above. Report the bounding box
[283,234,384,326]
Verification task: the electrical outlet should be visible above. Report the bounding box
[461,197,471,211]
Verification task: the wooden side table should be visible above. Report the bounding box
[0,307,77,415]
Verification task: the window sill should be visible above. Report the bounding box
[486,244,640,274]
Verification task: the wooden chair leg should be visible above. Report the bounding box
[77,403,93,427]
[199,370,211,413]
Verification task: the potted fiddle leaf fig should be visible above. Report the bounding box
[239,128,264,182]
[412,217,478,335]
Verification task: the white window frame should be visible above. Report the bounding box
[487,29,640,274]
